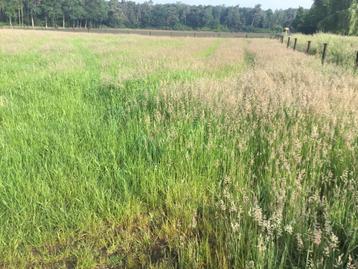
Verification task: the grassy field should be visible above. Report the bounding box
[0,26,272,38]
[286,33,358,70]
[0,30,357,268]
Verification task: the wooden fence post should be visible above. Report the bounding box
[322,43,328,65]
[293,38,297,51]
[355,51,358,71]
[287,37,291,48]
[281,35,284,43]
[306,41,311,54]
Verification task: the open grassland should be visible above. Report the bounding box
[286,33,358,70]
[0,30,357,268]
[0,26,272,39]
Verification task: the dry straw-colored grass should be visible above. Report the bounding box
[167,39,358,130]
[160,38,358,268]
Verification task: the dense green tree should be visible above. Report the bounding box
[84,0,107,27]
[70,0,85,27]
[120,1,139,27]
[4,0,18,26]
[262,9,274,29]
[107,0,124,27]
[138,1,152,28]
[223,6,242,31]
[250,5,263,28]
[291,7,308,32]
[69,0,85,28]
[295,0,357,34]
[26,0,41,28]
[40,0,62,27]
[349,0,358,34]
[0,0,303,33]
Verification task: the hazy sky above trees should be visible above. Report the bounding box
[137,0,313,9]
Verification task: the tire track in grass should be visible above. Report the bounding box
[244,50,256,68]
[244,41,256,69]
[198,39,222,59]
[244,40,256,69]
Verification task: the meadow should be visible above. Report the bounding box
[0,30,357,268]
[287,33,358,69]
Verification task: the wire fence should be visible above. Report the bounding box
[274,34,358,71]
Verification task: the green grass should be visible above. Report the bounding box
[0,31,357,268]
[199,39,222,59]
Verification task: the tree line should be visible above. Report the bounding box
[0,0,299,32]
[292,0,358,35]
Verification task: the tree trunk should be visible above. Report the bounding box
[9,16,12,27]
[18,8,20,26]
[63,15,65,29]
[31,13,35,28]
[45,17,48,28]
[21,6,24,26]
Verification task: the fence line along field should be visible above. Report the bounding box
[0,29,357,268]
[283,33,358,70]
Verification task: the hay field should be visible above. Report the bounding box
[0,30,357,268]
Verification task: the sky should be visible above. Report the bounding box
[137,0,313,10]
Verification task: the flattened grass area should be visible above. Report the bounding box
[0,30,357,268]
